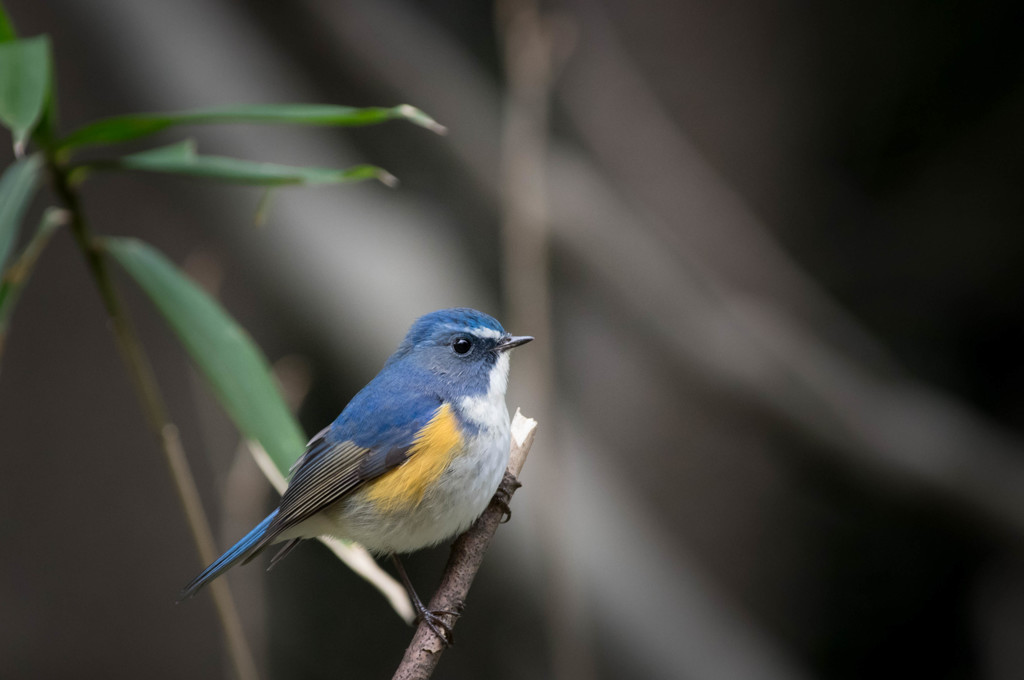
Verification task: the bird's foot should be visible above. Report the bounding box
[492,472,523,523]
[415,603,463,647]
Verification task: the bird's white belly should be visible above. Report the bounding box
[316,426,509,553]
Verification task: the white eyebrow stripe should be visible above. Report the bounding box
[472,327,502,340]
[441,324,503,340]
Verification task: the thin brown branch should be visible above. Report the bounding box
[392,410,537,680]
[46,157,260,680]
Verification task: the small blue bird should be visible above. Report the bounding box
[180,308,531,639]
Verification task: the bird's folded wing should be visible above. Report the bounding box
[249,400,442,553]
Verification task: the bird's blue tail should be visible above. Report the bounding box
[178,509,279,601]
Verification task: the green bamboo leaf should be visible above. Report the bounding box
[88,139,397,187]
[57,103,446,152]
[0,1,16,43]
[0,154,42,273]
[0,36,51,152]
[0,207,65,360]
[103,237,306,473]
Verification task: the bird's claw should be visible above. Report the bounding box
[493,472,522,523]
[416,607,459,646]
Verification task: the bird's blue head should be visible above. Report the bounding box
[388,308,533,397]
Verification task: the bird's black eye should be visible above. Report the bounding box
[452,337,473,355]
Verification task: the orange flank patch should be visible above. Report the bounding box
[365,404,464,511]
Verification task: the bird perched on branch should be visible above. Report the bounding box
[180,307,532,640]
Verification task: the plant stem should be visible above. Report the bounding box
[47,156,260,680]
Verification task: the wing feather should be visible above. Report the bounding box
[247,418,426,555]
[249,367,445,554]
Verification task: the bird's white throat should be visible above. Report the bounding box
[458,352,511,431]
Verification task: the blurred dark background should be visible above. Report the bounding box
[2,0,1023,679]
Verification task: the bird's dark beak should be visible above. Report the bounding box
[496,335,533,352]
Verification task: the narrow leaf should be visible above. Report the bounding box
[0,207,65,359]
[94,140,397,187]
[0,154,42,272]
[0,7,57,144]
[57,103,446,152]
[0,1,16,43]
[104,237,307,471]
[0,36,51,151]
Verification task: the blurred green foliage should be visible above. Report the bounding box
[0,0,441,603]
